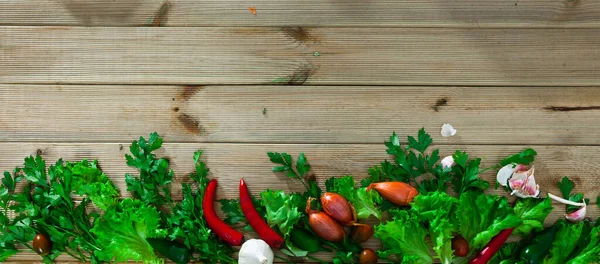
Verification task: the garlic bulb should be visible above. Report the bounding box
[440,124,457,137]
[238,239,274,264]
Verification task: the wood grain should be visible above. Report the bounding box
[1,0,599,28]
[2,27,600,85]
[0,143,598,200]
[3,85,600,145]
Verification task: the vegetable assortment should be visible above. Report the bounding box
[0,130,598,264]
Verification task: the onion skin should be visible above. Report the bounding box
[306,198,345,242]
[359,248,378,264]
[367,182,418,206]
[351,224,374,243]
[321,192,355,225]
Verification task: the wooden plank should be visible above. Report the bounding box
[1,0,599,28]
[0,143,598,200]
[3,85,600,145]
[2,27,600,86]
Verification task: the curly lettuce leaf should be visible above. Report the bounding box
[325,176,382,220]
[513,197,553,237]
[92,198,167,263]
[375,209,433,263]
[410,192,458,264]
[260,189,303,238]
[566,225,600,264]
[457,191,522,250]
[69,160,120,210]
[544,220,585,264]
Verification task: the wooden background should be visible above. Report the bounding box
[1,0,600,262]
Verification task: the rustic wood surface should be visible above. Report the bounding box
[1,0,599,28]
[2,27,600,85]
[1,0,599,262]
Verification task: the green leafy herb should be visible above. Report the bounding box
[544,220,585,264]
[260,190,303,238]
[92,198,167,263]
[410,192,459,264]
[500,148,537,166]
[375,209,433,263]
[125,132,174,207]
[488,242,523,264]
[167,150,235,263]
[325,176,382,220]
[268,152,316,196]
[512,197,553,237]
[2,156,117,263]
[566,226,600,264]
[451,151,490,196]
[456,191,522,250]
[363,129,451,194]
[219,196,265,232]
[557,176,590,213]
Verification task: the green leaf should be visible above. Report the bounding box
[545,220,585,264]
[566,226,600,264]
[296,153,311,177]
[259,190,303,238]
[407,128,433,153]
[326,176,382,219]
[558,176,575,199]
[125,132,174,207]
[456,192,522,250]
[500,148,537,166]
[375,209,433,263]
[92,198,167,263]
[409,192,459,264]
[513,197,553,237]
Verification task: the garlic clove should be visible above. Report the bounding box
[441,156,455,169]
[441,124,457,137]
[547,193,587,207]
[508,166,539,198]
[566,200,587,222]
[497,164,517,187]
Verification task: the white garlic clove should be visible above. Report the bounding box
[566,201,587,222]
[441,156,455,169]
[440,124,457,137]
[497,164,517,187]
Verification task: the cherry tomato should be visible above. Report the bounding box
[359,248,378,264]
[452,235,469,257]
[33,234,52,256]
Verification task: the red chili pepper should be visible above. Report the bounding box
[202,179,244,246]
[239,178,285,249]
[469,228,514,264]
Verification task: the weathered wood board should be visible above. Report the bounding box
[2,85,600,145]
[0,0,598,28]
[2,0,600,262]
[2,27,600,85]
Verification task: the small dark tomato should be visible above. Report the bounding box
[33,234,52,256]
[452,235,469,257]
[359,248,378,264]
